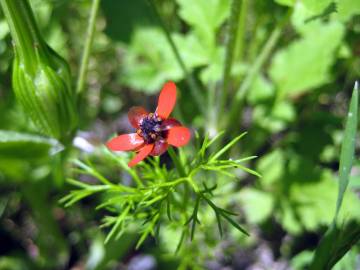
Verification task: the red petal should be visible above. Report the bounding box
[156,81,177,119]
[167,126,191,147]
[150,140,169,156]
[128,106,148,128]
[160,118,181,131]
[106,133,144,151]
[128,144,154,167]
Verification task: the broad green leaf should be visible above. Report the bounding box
[302,0,333,14]
[291,0,360,33]
[257,149,360,235]
[200,46,225,83]
[280,174,336,234]
[247,75,275,104]
[173,32,209,66]
[271,101,296,122]
[274,0,295,7]
[176,0,230,49]
[122,28,207,93]
[0,20,9,39]
[0,130,62,159]
[122,27,182,92]
[291,1,337,32]
[337,0,360,22]
[237,188,274,224]
[257,150,285,187]
[280,172,360,234]
[291,251,314,270]
[252,102,295,133]
[269,21,344,98]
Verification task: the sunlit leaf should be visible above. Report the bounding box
[337,0,360,22]
[274,0,295,7]
[238,188,274,224]
[269,21,344,98]
[0,130,62,159]
[176,0,230,48]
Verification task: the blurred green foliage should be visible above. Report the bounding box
[0,0,360,269]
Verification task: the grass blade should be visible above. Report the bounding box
[310,82,359,269]
[335,83,358,220]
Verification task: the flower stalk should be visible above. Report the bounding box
[76,0,101,95]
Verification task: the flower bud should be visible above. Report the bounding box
[12,46,78,141]
[0,0,77,141]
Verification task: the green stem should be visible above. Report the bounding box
[148,0,205,115]
[0,0,45,72]
[234,0,248,62]
[207,82,217,136]
[226,18,286,135]
[76,0,101,94]
[187,176,199,193]
[168,147,186,177]
[219,0,242,121]
[235,26,281,101]
[167,147,193,219]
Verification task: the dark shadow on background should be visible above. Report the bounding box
[101,0,156,43]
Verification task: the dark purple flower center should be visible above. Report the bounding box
[139,113,163,143]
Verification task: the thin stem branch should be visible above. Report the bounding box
[168,146,194,215]
[148,0,205,115]
[143,177,189,189]
[76,0,101,94]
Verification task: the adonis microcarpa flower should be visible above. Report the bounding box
[106,81,191,167]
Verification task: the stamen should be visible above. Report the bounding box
[139,113,163,143]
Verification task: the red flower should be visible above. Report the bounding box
[106,81,191,167]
